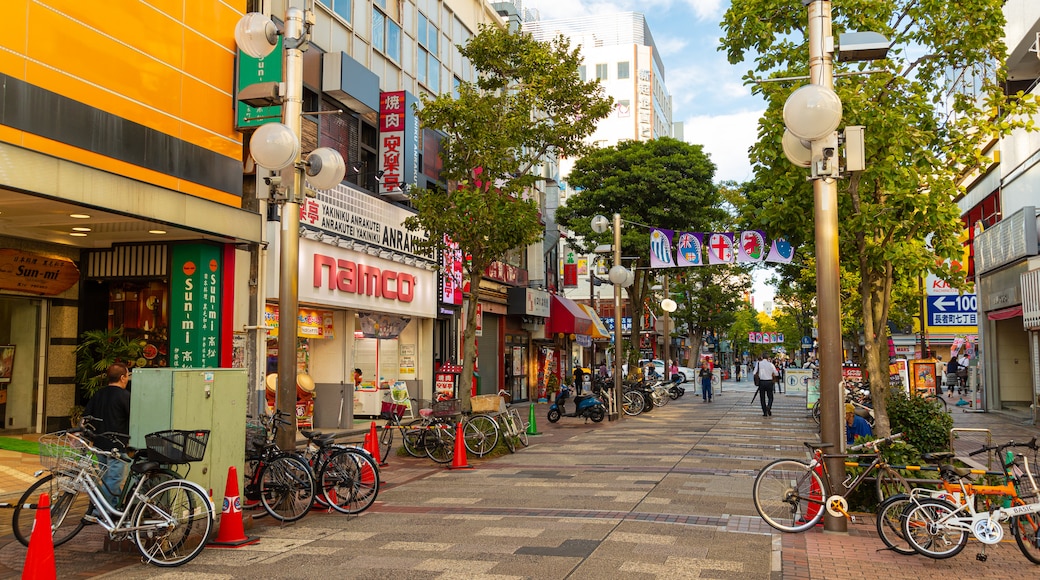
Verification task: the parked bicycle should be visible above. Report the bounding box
[13,427,213,567]
[298,427,379,515]
[464,395,529,455]
[899,438,1040,563]
[243,411,316,522]
[752,432,908,532]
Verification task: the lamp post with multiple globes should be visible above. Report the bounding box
[592,214,633,419]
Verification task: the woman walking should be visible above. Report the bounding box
[699,361,713,402]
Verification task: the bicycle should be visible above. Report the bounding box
[900,438,1040,562]
[403,398,459,464]
[243,411,316,522]
[465,396,529,455]
[752,432,908,532]
[379,398,428,460]
[13,428,183,548]
[13,428,213,566]
[298,428,379,514]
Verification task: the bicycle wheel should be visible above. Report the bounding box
[502,415,516,453]
[401,420,427,458]
[622,390,643,416]
[875,494,916,555]
[511,409,529,447]
[463,414,499,457]
[811,401,821,425]
[132,479,213,567]
[926,394,948,413]
[752,459,825,533]
[901,498,967,559]
[875,466,910,503]
[12,473,90,547]
[379,422,396,461]
[259,455,315,522]
[1012,512,1040,564]
[424,423,455,464]
[321,447,380,514]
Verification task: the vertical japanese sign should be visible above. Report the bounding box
[171,244,221,368]
[637,67,652,140]
[235,37,283,130]
[378,91,420,195]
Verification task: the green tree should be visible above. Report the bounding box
[720,0,1036,435]
[729,304,760,366]
[555,137,724,371]
[404,25,612,408]
[669,267,747,364]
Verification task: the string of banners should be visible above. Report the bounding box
[750,331,785,344]
[648,229,796,268]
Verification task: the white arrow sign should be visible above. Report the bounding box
[932,296,953,311]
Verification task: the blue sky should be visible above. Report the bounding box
[530,0,777,308]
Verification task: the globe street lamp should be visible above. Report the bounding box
[593,213,632,419]
[236,7,346,449]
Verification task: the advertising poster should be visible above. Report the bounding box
[911,359,938,395]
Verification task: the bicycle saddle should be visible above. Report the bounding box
[939,464,974,479]
[922,451,956,463]
[300,430,336,445]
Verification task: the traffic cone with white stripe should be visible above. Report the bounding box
[22,492,56,580]
[209,466,258,547]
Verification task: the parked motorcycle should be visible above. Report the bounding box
[548,385,606,423]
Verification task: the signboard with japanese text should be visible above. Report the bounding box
[378,91,419,195]
[264,305,335,339]
[235,38,283,130]
[927,294,978,326]
[441,235,463,306]
[170,244,221,368]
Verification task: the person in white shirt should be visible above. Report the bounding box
[755,354,779,417]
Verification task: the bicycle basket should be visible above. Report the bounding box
[431,398,460,418]
[144,430,210,463]
[38,432,103,477]
[380,401,407,419]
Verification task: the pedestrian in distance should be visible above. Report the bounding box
[699,361,713,402]
[83,362,132,507]
[755,354,778,417]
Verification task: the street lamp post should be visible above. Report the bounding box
[236,7,345,450]
[592,213,632,420]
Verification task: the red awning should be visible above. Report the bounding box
[546,295,593,336]
[987,305,1023,321]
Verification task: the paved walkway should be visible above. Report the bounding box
[0,381,1034,578]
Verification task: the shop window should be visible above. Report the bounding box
[106,281,170,368]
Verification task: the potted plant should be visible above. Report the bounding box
[75,327,143,398]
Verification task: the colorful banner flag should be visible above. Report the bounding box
[777,333,785,343]
[755,332,763,343]
[749,331,755,343]
[675,232,704,266]
[649,229,675,268]
[707,232,735,264]
[737,230,768,263]
[765,236,795,263]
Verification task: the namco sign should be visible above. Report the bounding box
[312,254,414,302]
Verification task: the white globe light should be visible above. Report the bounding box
[782,129,813,168]
[608,265,628,285]
[590,214,610,234]
[661,298,677,313]
[235,12,279,59]
[250,123,299,170]
[622,269,635,288]
[305,148,346,190]
[783,84,843,141]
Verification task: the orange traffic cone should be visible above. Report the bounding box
[209,466,259,547]
[366,421,382,465]
[448,421,473,470]
[23,492,56,580]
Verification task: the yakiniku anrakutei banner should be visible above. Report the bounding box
[649,230,797,266]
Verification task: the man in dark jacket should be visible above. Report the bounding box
[84,363,131,506]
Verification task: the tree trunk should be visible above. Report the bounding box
[861,271,893,437]
[459,269,484,411]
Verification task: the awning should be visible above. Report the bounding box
[987,305,1023,321]
[578,304,611,340]
[546,295,593,336]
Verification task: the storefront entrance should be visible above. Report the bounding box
[0,297,41,431]
[504,336,528,402]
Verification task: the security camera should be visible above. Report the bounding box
[263,175,282,186]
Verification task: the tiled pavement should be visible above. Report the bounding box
[0,382,1035,578]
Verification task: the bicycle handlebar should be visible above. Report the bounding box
[969,437,1040,457]
[848,432,903,452]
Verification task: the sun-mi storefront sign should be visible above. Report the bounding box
[170,244,221,367]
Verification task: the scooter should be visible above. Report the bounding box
[548,385,606,423]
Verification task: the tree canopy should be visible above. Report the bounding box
[404,25,612,405]
[720,0,1036,434]
[556,137,726,368]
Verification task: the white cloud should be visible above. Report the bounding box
[682,109,763,183]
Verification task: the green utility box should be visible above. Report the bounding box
[129,368,247,510]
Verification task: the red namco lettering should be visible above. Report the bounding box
[313,254,414,302]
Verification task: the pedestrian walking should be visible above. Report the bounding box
[699,361,713,402]
[755,354,778,417]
